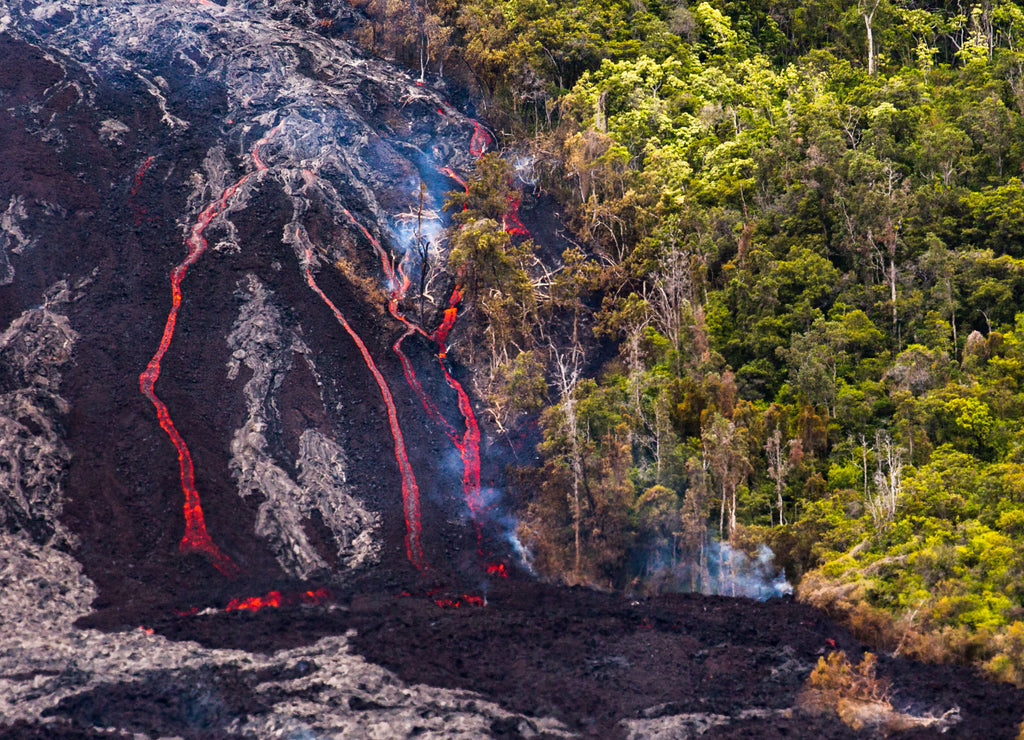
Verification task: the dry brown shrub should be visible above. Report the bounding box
[804,651,891,707]
[801,651,959,734]
[331,257,389,316]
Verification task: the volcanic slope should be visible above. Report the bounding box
[0,1,1022,738]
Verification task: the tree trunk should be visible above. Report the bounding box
[865,12,875,75]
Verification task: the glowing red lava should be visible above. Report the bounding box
[469,123,491,157]
[302,250,427,570]
[486,563,508,577]
[502,193,529,237]
[434,594,486,608]
[436,306,483,521]
[225,587,331,612]
[139,129,277,577]
[344,208,485,532]
[430,286,462,350]
[437,166,466,191]
[130,155,154,198]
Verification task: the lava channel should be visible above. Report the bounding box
[225,587,331,612]
[139,128,276,577]
[342,210,486,540]
[302,246,427,571]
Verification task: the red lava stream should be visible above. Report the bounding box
[138,128,277,577]
[341,209,485,531]
[301,249,427,570]
[140,105,516,580]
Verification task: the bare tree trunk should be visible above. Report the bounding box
[865,12,875,75]
[554,343,584,578]
[415,182,427,326]
[861,433,869,500]
[860,0,881,75]
[729,484,737,540]
[889,252,898,348]
[719,487,726,540]
[765,428,791,526]
[867,432,903,530]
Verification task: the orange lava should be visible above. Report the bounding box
[345,208,485,531]
[225,587,331,612]
[434,594,486,608]
[303,251,427,570]
[469,123,491,157]
[139,128,277,577]
[130,155,154,198]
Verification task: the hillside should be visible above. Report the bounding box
[1,0,1023,737]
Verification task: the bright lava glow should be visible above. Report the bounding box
[342,208,486,539]
[225,587,331,612]
[139,128,277,577]
[434,594,485,608]
[302,248,427,571]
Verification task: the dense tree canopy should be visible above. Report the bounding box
[346,0,1024,685]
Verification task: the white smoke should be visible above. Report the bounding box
[700,541,793,600]
[511,152,538,187]
[643,539,792,601]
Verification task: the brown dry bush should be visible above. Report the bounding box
[801,651,960,734]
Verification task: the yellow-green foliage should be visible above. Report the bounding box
[432,0,1024,686]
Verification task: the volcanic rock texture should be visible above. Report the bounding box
[1,1,1023,738]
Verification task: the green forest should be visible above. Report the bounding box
[344,0,1024,684]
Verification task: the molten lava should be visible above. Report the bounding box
[469,123,491,157]
[434,594,486,608]
[302,248,427,570]
[299,105,514,574]
[139,129,277,577]
[502,193,529,237]
[437,167,466,191]
[434,293,483,522]
[340,208,488,541]
[430,286,462,350]
[225,587,331,612]
[130,155,154,199]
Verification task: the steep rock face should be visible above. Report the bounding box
[0,0,493,600]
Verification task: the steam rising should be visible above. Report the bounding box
[701,541,793,600]
[646,540,792,601]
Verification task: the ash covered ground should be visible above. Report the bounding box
[0,1,1022,738]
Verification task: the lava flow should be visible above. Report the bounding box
[225,587,331,612]
[434,594,485,608]
[343,209,486,533]
[129,155,154,199]
[469,122,491,158]
[502,192,529,237]
[431,287,483,521]
[302,246,427,570]
[138,130,276,577]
